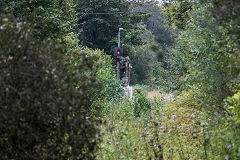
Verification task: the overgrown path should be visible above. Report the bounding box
[147,90,174,101]
[96,88,209,159]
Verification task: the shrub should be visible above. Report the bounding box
[134,91,151,117]
[94,49,123,101]
[0,14,101,159]
[208,90,240,159]
[69,48,124,119]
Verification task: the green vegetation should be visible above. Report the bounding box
[0,7,121,159]
[97,0,239,159]
[0,0,239,159]
[0,13,105,159]
[76,0,147,52]
[1,0,77,40]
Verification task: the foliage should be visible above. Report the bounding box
[96,89,207,159]
[97,88,235,159]
[128,42,181,92]
[0,14,102,159]
[210,0,240,41]
[94,50,124,101]
[1,0,239,159]
[128,44,156,84]
[163,0,240,104]
[163,0,192,29]
[207,90,240,159]
[151,90,214,159]
[78,48,124,118]
[76,1,180,89]
[134,91,151,117]
[124,2,181,91]
[1,0,77,40]
[96,98,159,160]
[139,1,175,45]
[76,0,147,53]
[162,0,240,158]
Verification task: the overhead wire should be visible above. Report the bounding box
[77,11,160,15]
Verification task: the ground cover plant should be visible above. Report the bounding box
[96,89,207,159]
[96,87,239,159]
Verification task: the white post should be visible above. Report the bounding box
[124,85,133,100]
[118,28,123,48]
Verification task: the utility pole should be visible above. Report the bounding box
[83,21,87,48]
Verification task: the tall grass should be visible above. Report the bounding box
[96,88,233,159]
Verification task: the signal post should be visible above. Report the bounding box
[114,47,123,81]
[114,40,132,99]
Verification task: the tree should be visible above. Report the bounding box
[163,1,240,157]
[163,0,239,101]
[76,0,147,53]
[0,0,77,40]
[163,0,192,29]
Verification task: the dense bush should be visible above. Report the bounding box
[0,14,102,159]
[208,90,240,159]
[134,91,151,117]
[94,50,123,101]
[162,0,240,158]
[69,48,124,118]
[163,0,240,104]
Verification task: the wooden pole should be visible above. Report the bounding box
[83,21,86,48]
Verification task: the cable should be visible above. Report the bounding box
[77,11,159,15]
